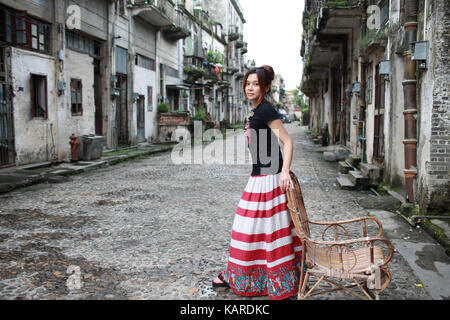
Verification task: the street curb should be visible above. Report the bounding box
[0,144,176,194]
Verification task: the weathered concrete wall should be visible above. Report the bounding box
[160,37,179,71]
[386,47,406,187]
[62,49,96,156]
[1,0,54,22]
[134,17,157,59]
[68,0,108,41]
[11,48,56,164]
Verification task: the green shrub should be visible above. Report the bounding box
[158,103,170,113]
[190,109,208,122]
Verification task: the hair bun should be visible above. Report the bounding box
[261,65,275,81]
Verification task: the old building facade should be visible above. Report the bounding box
[300,0,449,212]
[0,0,249,167]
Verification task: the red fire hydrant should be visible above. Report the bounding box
[69,133,81,162]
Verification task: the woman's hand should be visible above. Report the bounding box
[279,170,293,193]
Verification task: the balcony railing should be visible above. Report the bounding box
[162,8,190,41]
[227,25,240,42]
[226,59,239,74]
[235,35,244,48]
[240,42,248,54]
[128,0,175,27]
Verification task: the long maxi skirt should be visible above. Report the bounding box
[222,173,303,300]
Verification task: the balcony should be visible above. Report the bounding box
[162,8,191,41]
[128,0,175,27]
[226,60,239,75]
[227,25,240,42]
[183,56,205,84]
[235,35,244,48]
[235,71,245,79]
[217,80,230,88]
[203,67,219,83]
[240,42,248,54]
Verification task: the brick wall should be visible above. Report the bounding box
[424,0,450,211]
[158,113,191,125]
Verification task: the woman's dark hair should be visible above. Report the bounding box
[242,65,275,106]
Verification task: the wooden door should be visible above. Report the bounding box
[0,47,15,167]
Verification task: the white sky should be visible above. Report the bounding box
[240,0,305,91]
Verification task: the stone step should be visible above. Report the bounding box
[348,170,370,189]
[348,155,362,168]
[360,163,382,180]
[338,161,351,174]
[336,176,356,190]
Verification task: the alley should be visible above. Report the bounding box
[0,124,437,300]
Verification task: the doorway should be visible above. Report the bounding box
[0,47,15,167]
[116,73,128,146]
[137,95,145,143]
[373,63,385,162]
[94,58,103,136]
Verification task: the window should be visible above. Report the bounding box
[0,6,51,54]
[30,74,47,119]
[66,31,101,57]
[147,86,153,111]
[115,46,128,74]
[380,1,389,30]
[135,54,156,71]
[400,0,406,24]
[164,64,179,78]
[119,0,126,16]
[365,63,373,104]
[71,79,83,115]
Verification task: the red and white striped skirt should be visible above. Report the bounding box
[222,173,303,300]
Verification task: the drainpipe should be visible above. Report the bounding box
[402,0,418,202]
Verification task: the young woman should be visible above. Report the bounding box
[212,65,303,300]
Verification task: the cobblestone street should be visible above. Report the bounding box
[0,124,437,300]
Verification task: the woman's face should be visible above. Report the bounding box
[245,73,263,102]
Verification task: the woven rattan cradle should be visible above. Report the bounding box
[286,171,394,300]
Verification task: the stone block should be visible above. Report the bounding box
[338,161,351,174]
[336,176,355,190]
[349,155,361,168]
[360,163,383,187]
[335,147,350,160]
[349,170,369,190]
[323,151,337,162]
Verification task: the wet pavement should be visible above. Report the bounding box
[0,124,447,300]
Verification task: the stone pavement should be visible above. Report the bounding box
[0,124,448,300]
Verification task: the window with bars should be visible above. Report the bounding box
[365,62,373,104]
[30,74,47,119]
[70,79,83,116]
[164,64,179,78]
[135,54,156,71]
[66,30,101,58]
[0,6,51,54]
[380,0,390,30]
[147,86,153,111]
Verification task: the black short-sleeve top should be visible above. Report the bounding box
[245,100,283,176]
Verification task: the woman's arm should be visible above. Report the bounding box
[268,119,294,192]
